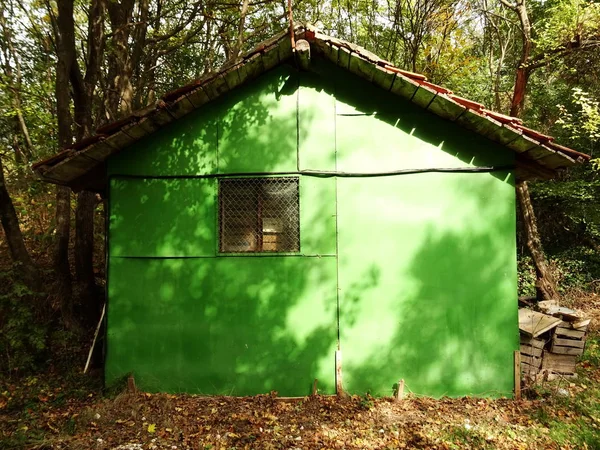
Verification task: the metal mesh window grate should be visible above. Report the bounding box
[219,177,300,253]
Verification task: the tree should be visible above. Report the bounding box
[0,156,39,289]
[498,0,600,299]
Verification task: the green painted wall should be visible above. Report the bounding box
[107,60,518,398]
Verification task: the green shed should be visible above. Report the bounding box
[34,25,588,398]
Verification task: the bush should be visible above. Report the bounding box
[0,267,48,375]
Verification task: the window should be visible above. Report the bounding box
[219,177,300,253]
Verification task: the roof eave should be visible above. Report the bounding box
[32,23,587,190]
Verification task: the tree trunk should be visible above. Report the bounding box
[516,182,559,299]
[510,66,531,118]
[106,0,136,118]
[54,185,74,327]
[509,1,532,117]
[52,0,78,328]
[75,191,98,327]
[0,157,39,289]
[504,0,559,300]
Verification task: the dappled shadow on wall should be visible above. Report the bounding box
[108,65,304,177]
[107,255,339,396]
[339,172,518,398]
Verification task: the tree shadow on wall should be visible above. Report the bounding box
[107,64,354,396]
[344,174,519,398]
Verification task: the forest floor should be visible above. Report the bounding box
[1,293,599,450]
[0,332,598,450]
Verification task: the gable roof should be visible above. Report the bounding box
[32,24,589,192]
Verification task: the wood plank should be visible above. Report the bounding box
[261,44,281,71]
[166,95,196,119]
[455,109,502,139]
[277,36,293,63]
[371,64,395,91]
[186,86,211,108]
[456,110,523,147]
[411,85,437,109]
[147,107,175,128]
[505,132,538,154]
[542,306,581,320]
[521,363,540,375]
[102,129,136,150]
[521,361,540,370]
[314,40,339,64]
[552,337,585,348]
[537,152,576,169]
[84,140,118,162]
[121,117,158,140]
[514,350,521,401]
[324,42,340,64]
[538,300,560,312]
[337,46,351,69]
[547,373,577,381]
[202,73,229,100]
[555,327,586,339]
[518,308,562,337]
[521,354,542,367]
[239,53,264,84]
[515,155,556,180]
[45,154,96,182]
[520,344,543,358]
[572,319,591,330]
[543,351,577,373]
[389,75,419,99]
[522,145,554,161]
[549,345,584,356]
[520,334,546,349]
[222,66,242,91]
[427,95,466,121]
[396,379,405,401]
[348,53,376,82]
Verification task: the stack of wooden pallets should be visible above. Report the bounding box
[519,303,590,381]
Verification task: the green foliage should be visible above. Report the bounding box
[358,393,374,410]
[557,88,600,144]
[444,423,490,449]
[580,335,600,367]
[518,178,600,294]
[517,256,537,297]
[0,267,48,374]
[534,0,600,53]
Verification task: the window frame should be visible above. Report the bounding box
[217,176,301,254]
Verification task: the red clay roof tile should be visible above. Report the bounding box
[31,23,587,187]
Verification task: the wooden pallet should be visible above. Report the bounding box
[542,351,578,376]
[550,324,586,357]
[518,307,589,382]
[520,334,545,376]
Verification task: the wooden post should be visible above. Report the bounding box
[514,350,522,401]
[127,374,137,393]
[83,303,106,374]
[396,379,405,401]
[295,39,311,70]
[335,350,344,397]
[312,378,318,396]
